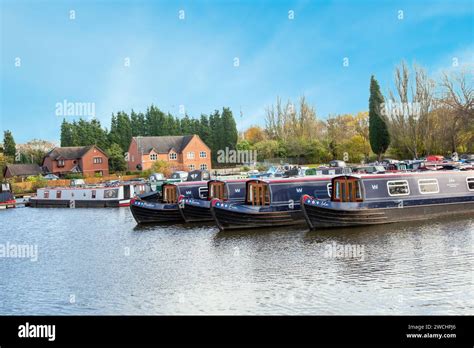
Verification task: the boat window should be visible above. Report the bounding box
[44,191,49,199]
[163,185,177,203]
[418,179,439,194]
[92,190,96,199]
[387,180,410,196]
[56,190,62,199]
[199,187,208,199]
[327,183,332,197]
[467,177,474,191]
[247,182,270,205]
[332,177,363,202]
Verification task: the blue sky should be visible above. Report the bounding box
[1,0,473,144]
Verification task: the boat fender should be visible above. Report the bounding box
[210,198,221,207]
[178,195,185,208]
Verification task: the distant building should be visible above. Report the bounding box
[127,135,212,172]
[42,145,109,177]
[3,164,43,179]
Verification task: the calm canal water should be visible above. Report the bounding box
[0,207,473,315]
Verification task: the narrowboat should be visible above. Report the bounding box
[179,178,247,222]
[0,183,15,209]
[130,170,210,224]
[28,181,151,208]
[301,171,474,229]
[210,176,333,231]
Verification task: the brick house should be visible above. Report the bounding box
[42,145,109,177]
[127,135,212,172]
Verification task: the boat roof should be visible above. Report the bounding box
[249,174,336,184]
[336,170,474,180]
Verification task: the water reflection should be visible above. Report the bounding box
[0,208,472,315]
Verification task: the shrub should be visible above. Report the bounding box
[64,173,84,179]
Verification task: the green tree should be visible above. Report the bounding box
[368,76,390,160]
[3,130,16,158]
[198,114,211,145]
[106,143,127,172]
[60,119,74,146]
[130,110,147,136]
[221,107,238,150]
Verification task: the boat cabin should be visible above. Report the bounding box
[245,177,332,206]
[328,172,474,203]
[208,179,247,201]
[162,181,209,203]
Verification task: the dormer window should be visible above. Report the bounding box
[169,152,177,160]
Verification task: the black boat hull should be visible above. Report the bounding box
[130,200,183,224]
[211,205,304,231]
[302,198,474,229]
[179,203,213,222]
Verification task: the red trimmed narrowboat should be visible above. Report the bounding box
[178,178,247,222]
[130,170,211,224]
[301,171,474,229]
[210,176,333,231]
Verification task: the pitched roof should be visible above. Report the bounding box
[4,164,43,177]
[45,146,105,160]
[134,135,196,154]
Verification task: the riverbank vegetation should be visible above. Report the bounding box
[238,64,472,164]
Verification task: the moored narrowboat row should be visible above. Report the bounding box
[130,180,209,224]
[301,171,474,229]
[210,176,334,230]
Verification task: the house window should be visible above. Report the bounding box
[467,177,474,191]
[188,164,195,170]
[199,151,207,158]
[44,191,49,199]
[56,190,62,199]
[169,152,177,160]
[187,152,195,159]
[387,180,410,196]
[200,164,208,170]
[418,179,439,194]
[95,171,103,176]
[150,154,157,161]
[58,159,65,167]
[93,157,103,164]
